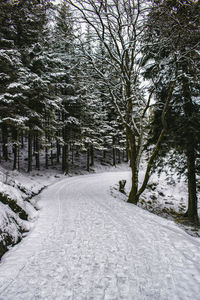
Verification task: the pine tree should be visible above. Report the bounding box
[0,0,27,167]
[51,0,82,173]
[12,0,54,172]
[143,0,200,223]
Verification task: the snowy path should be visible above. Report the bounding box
[0,171,200,300]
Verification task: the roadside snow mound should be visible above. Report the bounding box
[0,176,39,259]
[0,166,64,260]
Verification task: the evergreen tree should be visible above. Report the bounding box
[0,0,27,167]
[51,0,82,173]
[12,0,54,172]
[143,0,200,222]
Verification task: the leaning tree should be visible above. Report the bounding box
[143,0,200,223]
[66,0,178,204]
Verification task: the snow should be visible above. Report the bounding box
[0,166,66,259]
[0,171,200,300]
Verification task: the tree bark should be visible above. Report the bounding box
[62,144,69,174]
[35,134,40,170]
[2,124,8,161]
[45,146,48,169]
[13,143,17,170]
[17,145,20,171]
[103,149,106,159]
[126,129,139,204]
[185,145,198,223]
[182,64,198,223]
[71,144,74,165]
[51,143,53,166]
[56,141,60,164]
[28,132,32,172]
[21,132,24,148]
[112,147,116,166]
[62,145,66,172]
[12,128,18,170]
[87,147,90,172]
[90,144,94,166]
[118,149,121,164]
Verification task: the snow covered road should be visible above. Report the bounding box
[0,171,200,300]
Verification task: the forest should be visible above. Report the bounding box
[0,0,199,224]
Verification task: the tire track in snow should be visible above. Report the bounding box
[0,172,200,300]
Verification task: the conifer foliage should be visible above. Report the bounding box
[0,0,126,173]
[143,0,200,222]
[0,0,199,223]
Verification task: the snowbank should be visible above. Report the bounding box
[0,167,64,259]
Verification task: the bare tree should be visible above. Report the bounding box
[66,0,177,204]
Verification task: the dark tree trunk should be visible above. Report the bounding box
[87,147,90,172]
[103,150,106,159]
[90,144,94,166]
[66,144,69,173]
[112,136,116,166]
[57,141,60,164]
[13,144,17,170]
[33,135,36,153]
[185,146,198,223]
[112,147,116,166]
[45,146,48,169]
[51,143,53,166]
[12,128,18,170]
[118,149,121,164]
[126,128,139,204]
[62,144,69,174]
[28,132,32,172]
[182,64,198,223]
[17,145,20,171]
[126,149,129,163]
[2,124,8,161]
[122,150,125,162]
[62,145,66,172]
[21,132,24,148]
[71,144,74,165]
[35,134,40,170]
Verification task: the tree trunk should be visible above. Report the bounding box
[90,144,94,166]
[13,143,17,170]
[65,143,69,174]
[21,132,24,148]
[35,134,40,170]
[62,145,66,172]
[57,141,60,164]
[126,129,139,204]
[118,149,121,164]
[128,166,139,204]
[185,146,198,223]
[33,135,36,153]
[45,146,48,169]
[62,144,69,174]
[182,64,198,223]
[12,128,18,170]
[2,124,8,161]
[112,147,116,166]
[103,149,106,159]
[71,144,74,165]
[28,132,32,172]
[51,143,53,166]
[17,145,20,171]
[112,136,116,166]
[87,147,90,172]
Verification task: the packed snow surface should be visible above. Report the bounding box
[0,171,200,300]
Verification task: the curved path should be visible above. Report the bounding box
[0,171,200,300]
